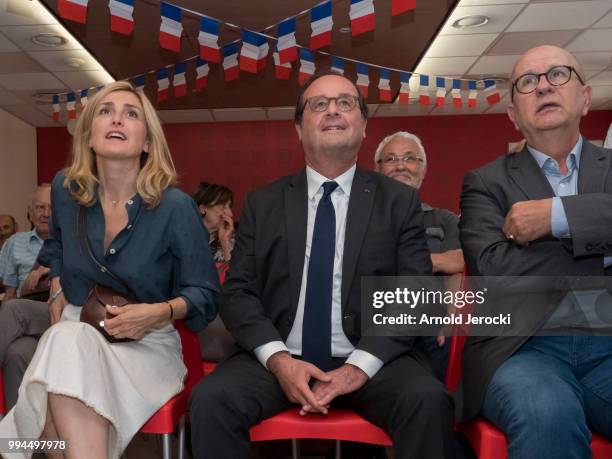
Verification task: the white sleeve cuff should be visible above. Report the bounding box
[253,341,289,369]
[345,349,384,379]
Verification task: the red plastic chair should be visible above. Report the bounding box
[140,320,204,459]
[0,369,6,420]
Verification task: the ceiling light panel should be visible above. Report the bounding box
[440,4,525,35]
[507,1,612,32]
[0,25,80,51]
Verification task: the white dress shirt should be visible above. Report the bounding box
[253,165,384,378]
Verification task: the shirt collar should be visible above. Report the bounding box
[306,164,356,200]
[30,229,44,243]
[527,136,583,173]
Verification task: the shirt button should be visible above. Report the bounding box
[101,267,107,273]
[127,225,132,230]
[109,248,116,255]
[127,199,134,205]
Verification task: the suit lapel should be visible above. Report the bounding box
[578,140,608,194]
[508,147,556,200]
[285,171,308,316]
[341,168,375,311]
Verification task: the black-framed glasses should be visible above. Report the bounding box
[512,65,585,97]
[304,94,359,113]
[377,155,424,165]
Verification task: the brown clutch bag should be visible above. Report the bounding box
[81,285,137,343]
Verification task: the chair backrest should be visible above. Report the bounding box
[444,266,469,392]
[175,320,204,392]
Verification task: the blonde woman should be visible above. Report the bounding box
[0,81,219,459]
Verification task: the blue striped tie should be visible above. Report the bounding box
[302,181,338,371]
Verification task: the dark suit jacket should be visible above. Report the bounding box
[459,140,612,420]
[220,167,433,364]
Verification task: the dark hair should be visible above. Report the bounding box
[294,70,369,125]
[192,182,234,208]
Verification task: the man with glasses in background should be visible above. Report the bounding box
[460,45,612,458]
[190,72,455,459]
[375,131,464,380]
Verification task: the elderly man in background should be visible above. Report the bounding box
[375,131,464,379]
[0,184,52,410]
[460,45,612,458]
[0,214,17,250]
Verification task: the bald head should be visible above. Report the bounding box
[511,45,584,83]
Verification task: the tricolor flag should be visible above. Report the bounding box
[222,43,240,82]
[356,63,370,98]
[484,79,501,105]
[277,18,297,64]
[273,47,292,80]
[52,95,60,121]
[195,58,209,91]
[310,1,333,50]
[240,30,269,74]
[80,89,89,108]
[58,0,89,24]
[159,2,182,53]
[435,77,446,107]
[468,80,477,108]
[398,72,410,104]
[392,0,416,16]
[173,63,187,97]
[419,74,430,105]
[451,79,462,108]
[378,68,392,102]
[67,92,76,119]
[350,0,375,36]
[198,17,221,63]
[298,48,315,86]
[133,75,146,92]
[331,56,344,75]
[108,0,134,36]
[157,68,170,102]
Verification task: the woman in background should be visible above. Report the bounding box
[0,81,219,459]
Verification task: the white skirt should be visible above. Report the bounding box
[0,304,187,459]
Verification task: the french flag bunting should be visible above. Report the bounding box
[392,0,416,16]
[298,48,315,86]
[273,47,292,80]
[468,80,477,108]
[159,2,182,53]
[277,18,297,64]
[435,77,446,107]
[310,1,333,50]
[133,75,145,92]
[350,0,375,36]
[451,79,462,108]
[484,79,501,105]
[67,92,76,119]
[173,63,187,97]
[52,95,60,121]
[331,56,344,75]
[223,43,240,82]
[109,0,134,36]
[240,30,269,74]
[378,68,392,102]
[79,89,88,108]
[195,58,209,91]
[356,63,369,98]
[419,74,430,105]
[157,68,170,102]
[199,17,221,63]
[58,0,89,24]
[398,72,410,104]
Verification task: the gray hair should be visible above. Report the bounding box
[374,131,427,170]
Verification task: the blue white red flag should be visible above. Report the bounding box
[67,92,76,119]
[299,48,315,86]
[356,63,370,98]
[173,63,187,97]
[240,30,269,74]
[350,0,375,36]
[451,79,462,108]
[133,75,145,92]
[195,58,209,91]
[159,2,182,53]
[435,77,446,107]
[378,68,391,102]
[398,72,410,104]
[58,0,89,24]
[157,68,170,102]
[108,0,134,36]
[277,18,297,64]
[273,46,292,80]
[468,80,477,108]
[80,89,89,108]
[419,74,430,105]
[331,56,344,75]
[223,43,240,81]
[484,79,501,105]
[52,95,60,121]
[310,1,333,50]
[198,17,221,63]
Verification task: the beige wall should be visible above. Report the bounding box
[0,108,38,231]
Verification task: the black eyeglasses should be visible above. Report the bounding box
[377,155,424,165]
[512,65,585,98]
[304,94,360,113]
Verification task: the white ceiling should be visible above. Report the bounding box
[0,0,610,126]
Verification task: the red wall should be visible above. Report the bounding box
[37,110,612,216]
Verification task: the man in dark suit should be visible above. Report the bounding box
[189,72,455,458]
[460,45,612,458]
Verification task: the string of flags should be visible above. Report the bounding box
[50,0,502,120]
